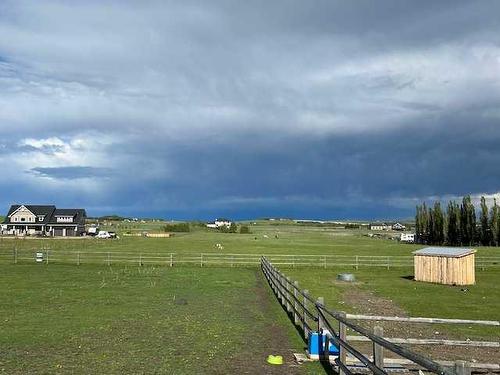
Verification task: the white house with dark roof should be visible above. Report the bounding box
[2,205,87,237]
[369,222,391,231]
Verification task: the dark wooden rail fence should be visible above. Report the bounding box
[261,256,497,375]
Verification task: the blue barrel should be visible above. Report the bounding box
[308,331,340,358]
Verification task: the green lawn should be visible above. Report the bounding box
[0,264,321,374]
[2,223,500,257]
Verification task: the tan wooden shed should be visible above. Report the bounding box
[413,247,476,285]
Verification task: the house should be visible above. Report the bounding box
[392,222,406,231]
[369,222,390,231]
[207,219,232,229]
[2,204,87,237]
[400,233,415,243]
[413,247,476,285]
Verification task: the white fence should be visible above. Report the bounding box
[1,249,499,269]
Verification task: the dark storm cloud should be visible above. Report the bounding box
[0,1,499,218]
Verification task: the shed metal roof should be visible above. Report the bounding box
[413,247,476,258]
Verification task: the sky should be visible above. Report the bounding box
[1,0,500,220]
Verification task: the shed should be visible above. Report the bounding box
[413,247,476,285]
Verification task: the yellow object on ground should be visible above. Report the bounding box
[267,355,284,365]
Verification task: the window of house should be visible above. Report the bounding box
[21,218,26,222]
[38,216,45,222]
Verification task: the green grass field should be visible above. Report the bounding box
[1,222,498,372]
[2,222,500,257]
[0,264,324,374]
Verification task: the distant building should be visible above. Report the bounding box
[392,222,406,231]
[400,233,415,243]
[2,204,86,237]
[207,219,232,229]
[369,222,390,231]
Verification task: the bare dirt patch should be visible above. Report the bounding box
[224,270,305,375]
[341,285,500,366]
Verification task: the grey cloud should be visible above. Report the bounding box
[29,166,114,180]
[0,1,499,219]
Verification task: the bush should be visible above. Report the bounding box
[345,223,360,229]
[239,225,251,234]
[164,223,190,232]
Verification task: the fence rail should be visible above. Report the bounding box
[261,257,499,375]
[1,249,500,269]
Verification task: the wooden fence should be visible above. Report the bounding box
[1,249,500,269]
[261,257,499,375]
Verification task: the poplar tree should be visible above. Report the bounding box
[415,205,422,243]
[491,199,500,246]
[421,202,430,244]
[432,202,445,245]
[480,196,491,246]
[460,195,476,246]
[446,200,460,246]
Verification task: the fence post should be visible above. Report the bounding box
[14,247,17,264]
[323,256,327,269]
[355,255,359,270]
[139,254,142,266]
[280,273,285,305]
[200,254,203,267]
[338,311,347,375]
[317,297,328,362]
[387,256,390,270]
[303,289,310,339]
[454,361,471,375]
[107,252,111,266]
[170,253,173,267]
[231,255,234,267]
[286,277,291,313]
[292,255,295,268]
[293,281,299,325]
[373,325,384,370]
[77,251,80,266]
[46,249,49,265]
[317,297,325,332]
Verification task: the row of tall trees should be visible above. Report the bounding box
[415,195,500,246]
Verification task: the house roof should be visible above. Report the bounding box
[3,205,86,226]
[48,209,86,224]
[3,205,56,224]
[413,247,476,258]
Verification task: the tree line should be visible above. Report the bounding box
[415,195,500,246]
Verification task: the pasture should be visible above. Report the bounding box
[0,264,322,374]
[1,221,499,373]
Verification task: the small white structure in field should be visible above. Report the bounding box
[214,220,231,228]
[214,243,224,250]
[206,219,232,229]
[369,222,390,231]
[400,233,416,243]
[392,222,406,231]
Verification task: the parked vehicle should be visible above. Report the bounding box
[87,226,99,236]
[96,231,111,239]
[96,230,117,239]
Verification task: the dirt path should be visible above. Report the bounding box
[225,270,306,375]
[342,286,500,365]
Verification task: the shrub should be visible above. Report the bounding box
[239,225,251,234]
[164,223,190,232]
